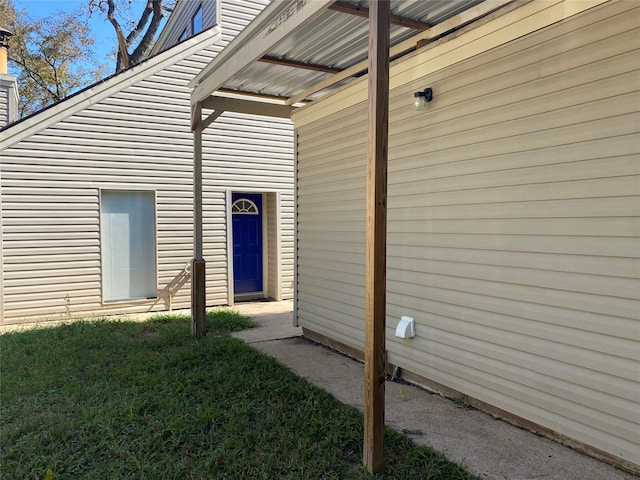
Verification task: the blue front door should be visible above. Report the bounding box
[232,193,263,295]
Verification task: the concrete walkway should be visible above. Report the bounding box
[232,300,638,480]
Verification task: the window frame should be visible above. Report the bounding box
[99,189,158,303]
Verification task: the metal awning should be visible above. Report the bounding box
[187,1,514,472]
[189,0,511,122]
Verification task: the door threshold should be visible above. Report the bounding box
[234,293,265,303]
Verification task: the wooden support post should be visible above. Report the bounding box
[191,258,206,335]
[192,120,207,336]
[364,0,390,474]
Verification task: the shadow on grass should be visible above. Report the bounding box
[1,310,479,480]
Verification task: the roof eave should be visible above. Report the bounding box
[150,0,188,55]
[1,27,221,151]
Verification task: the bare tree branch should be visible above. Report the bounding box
[94,0,174,73]
[103,0,130,72]
[125,0,154,46]
[128,0,163,66]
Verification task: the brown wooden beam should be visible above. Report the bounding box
[363,0,389,474]
[202,96,294,118]
[201,110,223,131]
[191,258,206,336]
[192,122,207,337]
[191,101,202,131]
[329,0,429,31]
[259,55,341,74]
[217,88,293,103]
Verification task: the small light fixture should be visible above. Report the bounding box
[413,87,433,111]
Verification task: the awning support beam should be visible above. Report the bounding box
[363,0,389,474]
[202,96,294,118]
[192,120,206,337]
[329,1,430,30]
[259,55,342,74]
[201,110,223,130]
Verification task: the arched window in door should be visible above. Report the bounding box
[232,198,259,215]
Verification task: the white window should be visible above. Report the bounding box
[100,190,157,302]
[192,4,203,34]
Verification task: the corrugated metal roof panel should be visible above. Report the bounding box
[388,0,485,24]
[194,0,489,104]
[226,62,331,98]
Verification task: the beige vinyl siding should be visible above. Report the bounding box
[297,102,367,345]
[280,193,295,299]
[0,0,293,323]
[295,0,639,467]
[266,192,279,300]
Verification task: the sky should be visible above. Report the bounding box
[13,0,163,72]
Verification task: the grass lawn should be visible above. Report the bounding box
[1,310,479,480]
